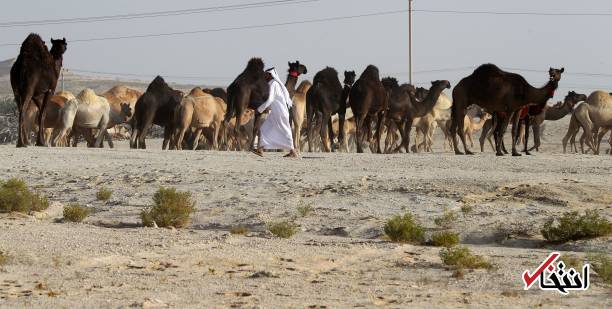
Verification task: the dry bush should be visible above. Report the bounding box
[141,187,195,228]
[0,250,8,267]
[63,204,91,222]
[267,221,298,239]
[384,213,425,244]
[434,208,458,228]
[230,225,249,235]
[588,253,612,285]
[431,231,460,247]
[460,203,474,214]
[297,203,314,217]
[96,187,112,201]
[439,246,491,269]
[0,178,48,213]
[541,210,612,243]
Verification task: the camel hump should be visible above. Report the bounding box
[56,90,75,101]
[472,63,504,76]
[296,80,312,94]
[245,58,264,73]
[435,93,452,110]
[189,87,208,97]
[587,90,612,108]
[19,33,49,60]
[359,65,381,81]
[77,88,101,105]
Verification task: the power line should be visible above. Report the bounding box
[388,66,612,78]
[0,0,318,28]
[0,9,409,47]
[67,68,231,81]
[414,9,612,17]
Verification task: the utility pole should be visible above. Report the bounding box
[408,0,413,84]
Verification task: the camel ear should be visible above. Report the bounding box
[62,37,66,43]
[560,68,565,73]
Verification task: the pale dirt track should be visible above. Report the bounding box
[0,125,611,308]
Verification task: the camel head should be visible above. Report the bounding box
[564,91,587,106]
[288,61,307,77]
[430,80,452,92]
[50,37,67,57]
[119,102,133,123]
[548,67,564,82]
[343,71,356,86]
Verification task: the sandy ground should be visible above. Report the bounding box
[0,117,611,308]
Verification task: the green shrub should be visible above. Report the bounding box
[230,225,249,235]
[96,187,112,201]
[140,187,195,228]
[588,253,612,285]
[431,231,460,247]
[439,246,491,269]
[0,97,16,115]
[384,213,425,244]
[0,178,48,213]
[63,204,91,222]
[460,204,474,214]
[297,203,314,217]
[541,210,612,243]
[434,208,458,228]
[267,221,298,239]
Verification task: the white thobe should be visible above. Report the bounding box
[257,75,294,150]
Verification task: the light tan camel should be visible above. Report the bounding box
[23,91,75,145]
[173,88,226,150]
[53,89,121,147]
[562,91,612,154]
[292,81,311,150]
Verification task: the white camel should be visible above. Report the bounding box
[53,89,114,147]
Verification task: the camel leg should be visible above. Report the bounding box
[523,117,531,155]
[403,118,414,153]
[479,119,492,152]
[16,85,37,148]
[391,120,406,153]
[384,120,395,153]
[374,112,385,154]
[355,114,366,153]
[529,122,541,152]
[338,113,346,153]
[450,105,470,155]
[493,114,508,156]
[509,112,521,156]
[192,128,203,150]
[104,130,114,149]
[320,113,331,152]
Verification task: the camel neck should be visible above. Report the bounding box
[285,75,298,96]
[545,100,573,120]
[527,80,558,107]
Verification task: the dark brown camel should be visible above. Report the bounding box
[305,67,344,152]
[224,58,269,151]
[451,64,563,156]
[526,91,586,151]
[349,65,387,153]
[386,80,451,153]
[11,34,67,147]
[130,76,183,149]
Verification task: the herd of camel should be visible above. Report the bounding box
[9,34,612,155]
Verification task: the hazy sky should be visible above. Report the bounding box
[0,0,610,101]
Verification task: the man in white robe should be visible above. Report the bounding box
[252,68,298,158]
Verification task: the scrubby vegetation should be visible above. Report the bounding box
[96,187,112,201]
[63,204,91,223]
[230,225,249,235]
[439,246,491,269]
[384,213,425,244]
[297,203,314,217]
[434,208,458,228]
[0,97,16,115]
[0,178,48,213]
[588,253,612,285]
[460,203,474,214]
[541,210,612,243]
[141,187,195,228]
[0,250,7,267]
[431,231,460,247]
[267,220,298,239]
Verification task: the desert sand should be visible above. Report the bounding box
[0,116,611,308]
